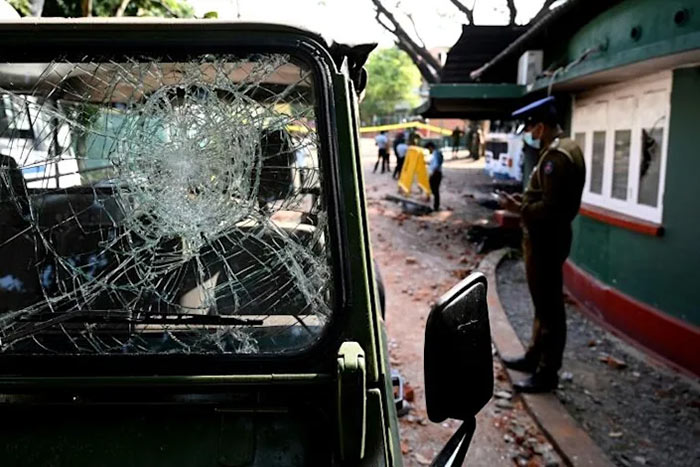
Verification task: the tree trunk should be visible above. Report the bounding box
[81,0,92,16]
[115,0,132,16]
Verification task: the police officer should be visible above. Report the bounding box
[499,96,586,393]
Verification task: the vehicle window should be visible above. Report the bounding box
[0,54,333,355]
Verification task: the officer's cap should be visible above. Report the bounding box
[512,96,559,130]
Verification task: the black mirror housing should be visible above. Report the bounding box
[424,273,493,423]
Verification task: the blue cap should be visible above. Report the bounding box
[512,96,558,126]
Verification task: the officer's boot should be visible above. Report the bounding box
[501,354,538,373]
[513,371,559,393]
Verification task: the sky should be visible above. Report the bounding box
[188,0,554,49]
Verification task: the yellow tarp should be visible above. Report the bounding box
[398,146,431,196]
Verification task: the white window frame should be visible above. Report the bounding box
[572,71,671,224]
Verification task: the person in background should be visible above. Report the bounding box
[498,96,586,393]
[373,130,390,174]
[451,126,463,157]
[425,142,443,211]
[393,136,408,180]
[393,131,405,163]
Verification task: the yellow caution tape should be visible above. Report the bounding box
[359,121,453,136]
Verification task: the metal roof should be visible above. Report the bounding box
[470,0,625,82]
[440,25,527,84]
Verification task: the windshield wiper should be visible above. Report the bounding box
[2,311,264,350]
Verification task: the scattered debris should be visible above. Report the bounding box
[599,354,628,370]
[510,424,527,442]
[404,382,415,402]
[414,453,431,465]
[385,194,433,215]
[405,256,417,265]
[542,450,560,467]
[495,390,513,400]
[451,268,472,279]
[495,399,514,410]
[561,371,574,382]
[608,431,624,438]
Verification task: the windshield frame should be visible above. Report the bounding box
[0,21,352,376]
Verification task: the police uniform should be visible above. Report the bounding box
[521,136,585,375]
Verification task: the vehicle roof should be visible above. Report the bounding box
[0,18,330,48]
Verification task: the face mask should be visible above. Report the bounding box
[523,131,541,149]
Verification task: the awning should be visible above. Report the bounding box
[419,83,529,120]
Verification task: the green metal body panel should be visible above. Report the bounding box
[333,71,403,466]
[0,21,403,466]
[570,66,700,326]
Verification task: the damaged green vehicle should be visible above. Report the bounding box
[0,20,492,466]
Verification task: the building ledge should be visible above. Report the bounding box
[429,83,526,99]
[531,31,700,94]
[420,84,528,119]
[579,203,663,236]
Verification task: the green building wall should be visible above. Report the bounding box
[570,66,700,327]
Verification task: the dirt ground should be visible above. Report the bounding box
[362,144,562,467]
[497,256,700,467]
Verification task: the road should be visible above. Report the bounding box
[361,142,562,467]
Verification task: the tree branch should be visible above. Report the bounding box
[370,0,443,78]
[395,40,439,84]
[447,0,474,25]
[148,0,180,17]
[405,13,426,49]
[532,0,557,23]
[506,0,516,25]
[114,0,131,16]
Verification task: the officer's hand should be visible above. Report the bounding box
[499,193,521,213]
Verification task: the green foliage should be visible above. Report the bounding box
[7,0,31,15]
[40,0,194,18]
[359,47,422,123]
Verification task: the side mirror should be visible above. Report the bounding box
[424,272,493,423]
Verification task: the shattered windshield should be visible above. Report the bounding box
[0,54,333,355]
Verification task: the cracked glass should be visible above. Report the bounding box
[0,54,333,355]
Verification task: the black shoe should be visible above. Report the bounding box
[513,372,558,393]
[501,355,537,373]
